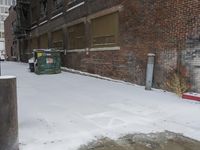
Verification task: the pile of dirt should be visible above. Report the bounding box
[78,131,200,150]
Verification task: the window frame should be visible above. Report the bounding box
[51,29,63,49]
[67,22,85,50]
[91,12,119,48]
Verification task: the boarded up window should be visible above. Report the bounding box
[39,33,48,49]
[68,23,85,49]
[91,12,119,47]
[52,29,63,49]
[31,38,38,51]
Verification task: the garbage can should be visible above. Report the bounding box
[28,57,34,72]
[34,49,61,75]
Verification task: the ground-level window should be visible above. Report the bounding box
[39,33,48,49]
[68,23,85,49]
[52,29,63,49]
[91,12,119,47]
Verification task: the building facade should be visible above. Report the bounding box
[4,6,17,60]
[15,0,200,92]
[0,0,15,56]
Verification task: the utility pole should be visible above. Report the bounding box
[145,53,155,90]
[0,76,19,150]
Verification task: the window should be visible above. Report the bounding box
[0,32,4,38]
[68,23,85,49]
[12,0,16,6]
[5,0,11,5]
[52,30,63,49]
[91,12,119,47]
[40,0,47,18]
[11,47,14,56]
[4,7,8,13]
[0,7,9,14]
[12,21,16,33]
[9,0,12,5]
[3,0,12,5]
[0,16,4,21]
[2,32,4,38]
[0,7,5,13]
[0,23,4,31]
[53,0,63,9]
[0,17,2,22]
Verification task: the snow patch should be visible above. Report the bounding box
[2,62,200,150]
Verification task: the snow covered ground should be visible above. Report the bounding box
[1,62,200,150]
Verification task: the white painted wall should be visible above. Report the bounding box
[0,41,5,50]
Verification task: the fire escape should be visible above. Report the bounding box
[14,0,31,39]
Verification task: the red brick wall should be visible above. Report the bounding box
[4,6,17,60]
[64,0,200,88]
[20,0,200,89]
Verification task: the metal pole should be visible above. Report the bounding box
[145,53,155,90]
[0,76,19,150]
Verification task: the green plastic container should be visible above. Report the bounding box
[34,49,61,75]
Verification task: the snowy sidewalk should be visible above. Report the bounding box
[2,62,200,150]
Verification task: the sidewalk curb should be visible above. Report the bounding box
[61,67,135,86]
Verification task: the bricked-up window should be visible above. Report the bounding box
[52,29,63,49]
[31,38,38,51]
[53,0,63,9]
[39,33,48,49]
[40,0,47,18]
[68,0,84,9]
[68,23,85,49]
[91,12,119,47]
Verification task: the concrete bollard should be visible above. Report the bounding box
[145,53,155,90]
[0,76,18,150]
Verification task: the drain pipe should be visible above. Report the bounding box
[145,53,155,90]
[0,76,19,150]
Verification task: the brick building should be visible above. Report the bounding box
[0,0,15,57]
[4,6,18,60]
[15,0,200,92]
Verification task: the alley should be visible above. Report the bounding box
[2,62,200,150]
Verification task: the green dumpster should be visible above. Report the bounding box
[34,49,61,75]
